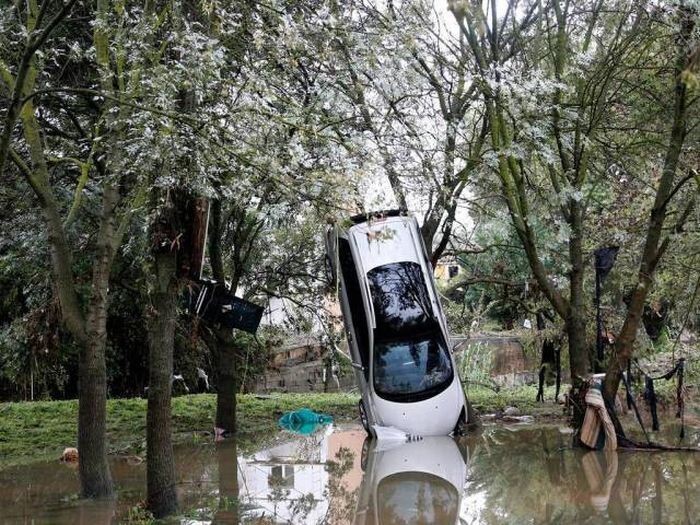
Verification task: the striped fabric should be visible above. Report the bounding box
[580,378,617,451]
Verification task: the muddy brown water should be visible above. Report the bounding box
[1,422,699,524]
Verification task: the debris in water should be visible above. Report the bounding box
[371,425,423,444]
[581,375,617,450]
[60,447,78,463]
[502,415,535,424]
[278,408,333,435]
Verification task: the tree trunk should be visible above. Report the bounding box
[146,250,179,518]
[567,203,590,388]
[207,201,239,434]
[77,335,113,498]
[77,185,120,499]
[215,333,238,434]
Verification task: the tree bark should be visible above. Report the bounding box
[77,335,113,498]
[567,202,590,391]
[215,333,238,433]
[146,250,179,518]
[206,200,240,434]
[77,184,120,498]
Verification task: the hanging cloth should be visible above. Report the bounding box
[635,358,686,440]
[581,376,618,451]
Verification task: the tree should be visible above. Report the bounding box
[1,0,130,497]
[192,0,358,434]
[1,0,233,499]
[450,0,698,418]
[145,204,179,517]
[204,189,341,433]
[319,0,487,263]
[603,5,699,407]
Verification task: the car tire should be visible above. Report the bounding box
[360,437,370,472]
[359,399,370,435]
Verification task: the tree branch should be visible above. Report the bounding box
[0,0,79,176]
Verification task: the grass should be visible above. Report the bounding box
[0,387,567,469]
[468,384,564,414]
[0,393,359,469]
[0,387,558,468]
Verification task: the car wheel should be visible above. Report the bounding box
[359,399,370,435]
[360,437,370,472]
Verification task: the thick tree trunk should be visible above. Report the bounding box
[77,335,113,498]
[77,185,120,498]
[564,201,592,427]
[215,334,238,433]
[146,250,179,518]
[567,205,590,383]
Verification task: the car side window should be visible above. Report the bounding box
[338,238,370,375]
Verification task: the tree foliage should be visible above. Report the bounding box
[0,0,699,507]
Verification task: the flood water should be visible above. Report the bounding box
[2,422,700,524]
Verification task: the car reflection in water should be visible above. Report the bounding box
[355,436,467,525]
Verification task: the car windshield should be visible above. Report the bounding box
[373,332,453,400]
[367,262,435,339]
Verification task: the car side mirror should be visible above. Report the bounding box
[351,362,365,372]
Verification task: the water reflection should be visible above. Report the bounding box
[461,425,700,524]
[1,423,700,524]
[582,450,618,514]
[235,426,365,524]
[212,440,238,524]
[355,436,467,525]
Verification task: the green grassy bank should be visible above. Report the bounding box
[0,386,565,468]
[0,393,358,468]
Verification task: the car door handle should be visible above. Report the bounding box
[351,362,365,372]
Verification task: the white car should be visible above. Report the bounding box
[326,210,468,437]
[354,436,468,524]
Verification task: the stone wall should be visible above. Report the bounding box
[253,359,355,393]
[255,332,544,393]
[456,335,538,388]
